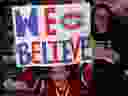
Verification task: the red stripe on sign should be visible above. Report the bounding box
[49,29,57,34]
[62,13,80,30]
[53,45,58,63]
[48,18,57,24]
[44,8,56,35]
[48,8,56,13]
[64,14,80,18]
[64,24,80,29]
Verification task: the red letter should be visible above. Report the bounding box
[62,13,80,30]
[32,41,40,64]
[44,8,56,35]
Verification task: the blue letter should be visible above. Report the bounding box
[80,36,88,60]
[42,42,48,64]
[63,40,72,64]
[16,15,38,37]
[16,42,31,64]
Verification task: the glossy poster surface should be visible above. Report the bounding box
[12,3,92,66]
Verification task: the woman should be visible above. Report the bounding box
[48,80,80,96]
[48,64,80,96]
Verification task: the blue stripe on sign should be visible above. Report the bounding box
[42,41,48,64]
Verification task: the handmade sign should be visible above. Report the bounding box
[12,3,92,66]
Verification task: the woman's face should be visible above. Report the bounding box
[53,80,66,88]
[49,66,70,80]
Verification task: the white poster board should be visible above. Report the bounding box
[12,3,92,66]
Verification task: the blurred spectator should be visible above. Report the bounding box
[96,0,128,32]
[96,3,112,32]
